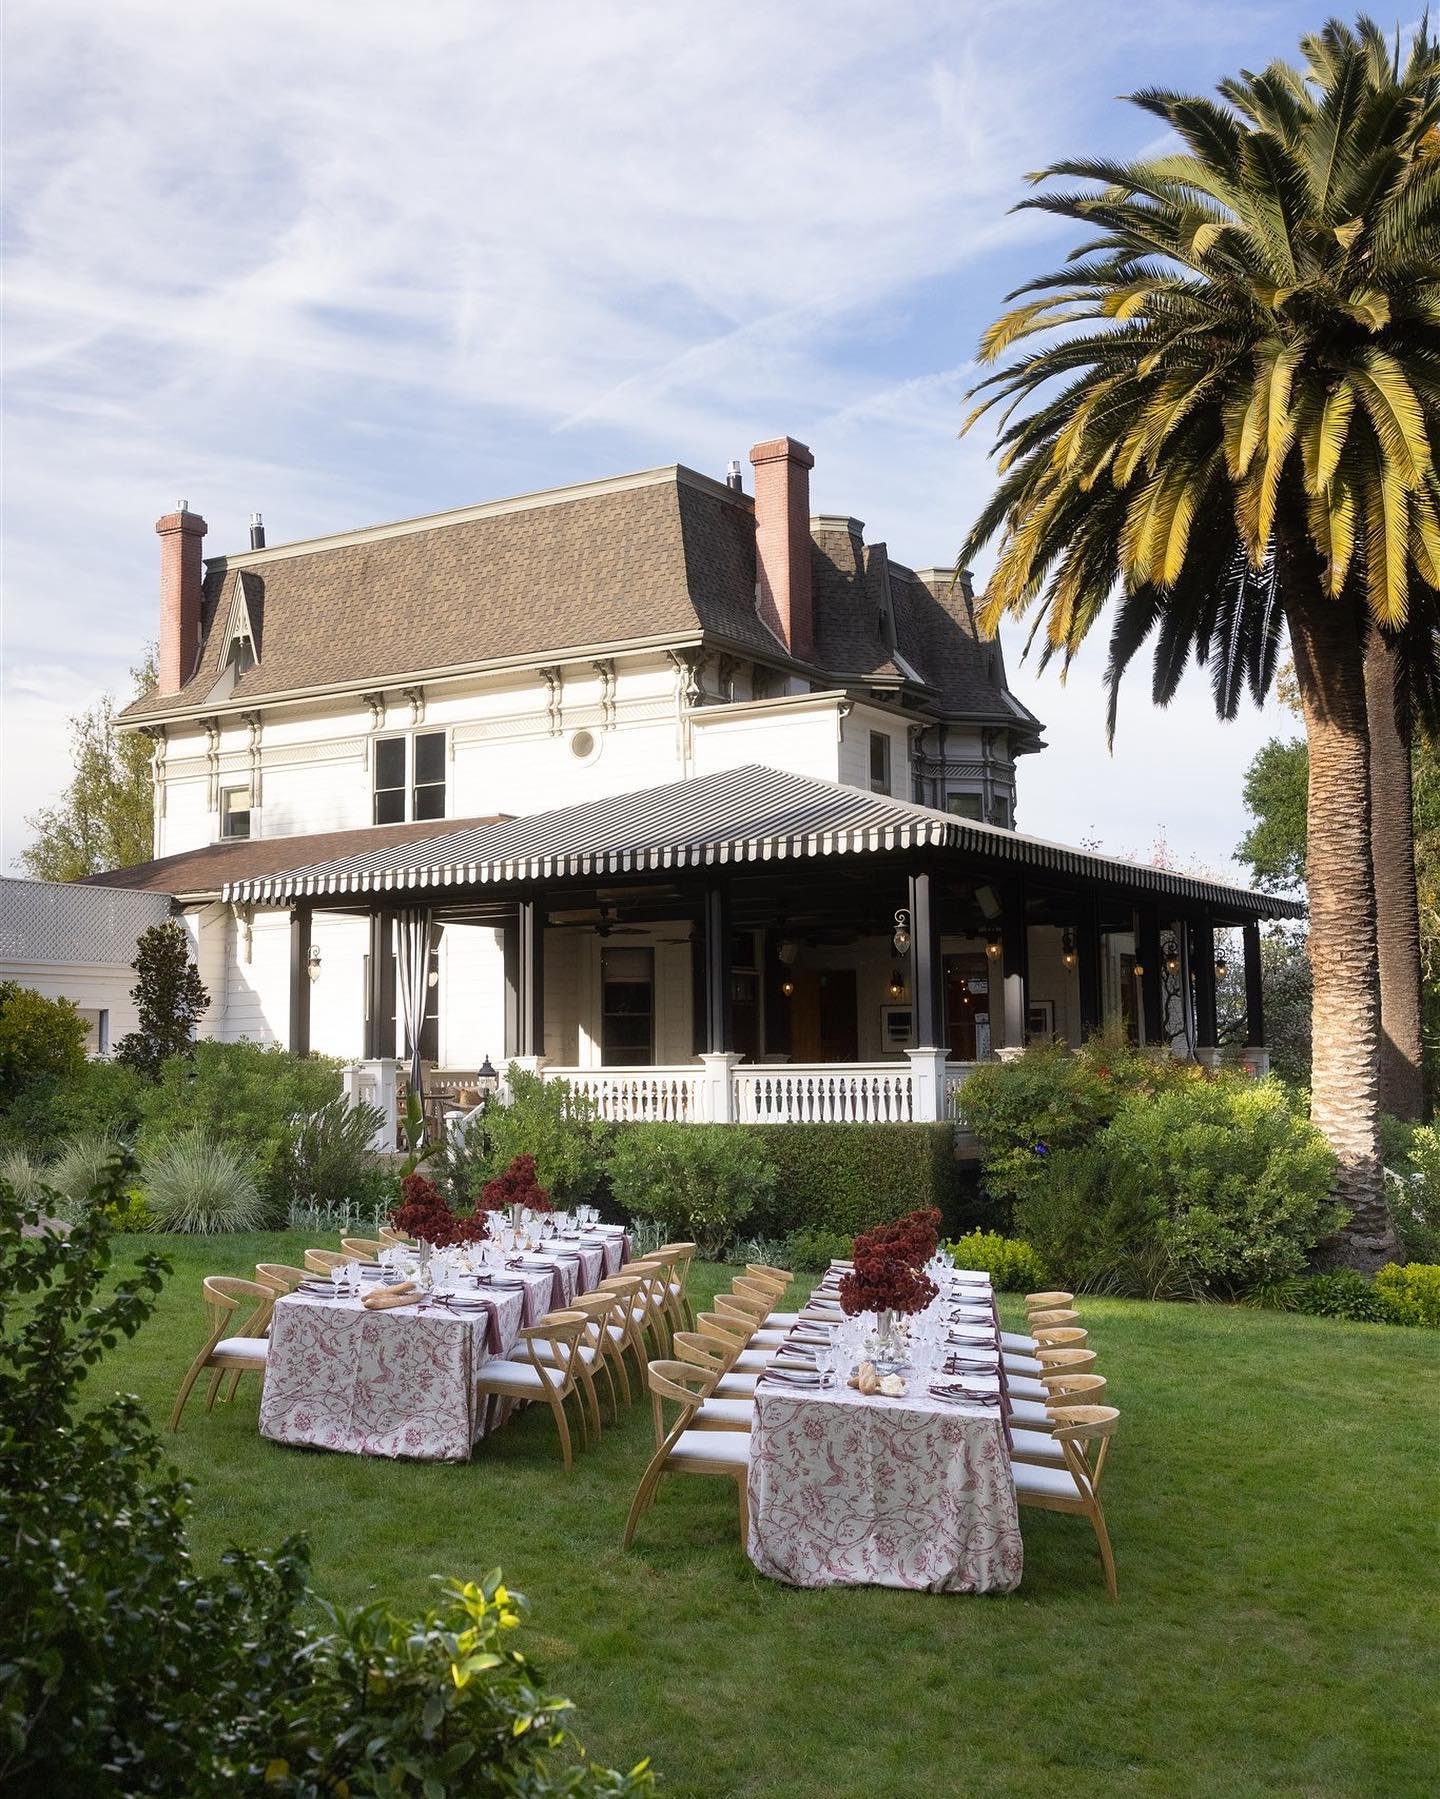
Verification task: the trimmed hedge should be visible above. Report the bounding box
[745,1123,967,1238]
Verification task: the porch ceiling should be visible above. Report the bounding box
[220,765,1303,923]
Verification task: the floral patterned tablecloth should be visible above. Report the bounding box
[258,1230,628,1461]
[746,1274,1023,1594]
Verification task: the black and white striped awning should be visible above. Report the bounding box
[221,764,1303,919]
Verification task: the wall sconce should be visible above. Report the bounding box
[1133,961,1145,978]
[306,944,322,983]
[984,931,1003,961]
[888,966,906,999]
[892,909,912,957]
[780,977,796,998]
[1061,928,1077,970]
[1215,956,1230,980]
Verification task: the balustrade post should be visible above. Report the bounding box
[906,1047,947,1121]
[698,1053,740,1121]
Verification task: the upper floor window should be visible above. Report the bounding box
[869,731,891,795]
[374,731,446,825]
[220,784,252,839]
[989,794,1013,829]
[946,790,983,821]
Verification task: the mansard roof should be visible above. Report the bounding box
[219,764,1302,923]
[120,466,1035,734]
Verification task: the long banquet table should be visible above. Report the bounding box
[258,1229,627,1461]
[745,1264,1023,1594]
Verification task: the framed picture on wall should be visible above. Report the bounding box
[880,1004,913,1050]
[1026,999,1056,1041]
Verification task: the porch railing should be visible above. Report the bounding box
[733,1063,915,1124]
[538,1066,701,1122]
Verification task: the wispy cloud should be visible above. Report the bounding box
[3,0,1310,870]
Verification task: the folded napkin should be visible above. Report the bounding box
[362,1285,421,1311]
[928,1383,999,1407]
[762,1367,822,1386]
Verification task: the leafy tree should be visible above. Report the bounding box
[0,983,89,1100]
[1238,727,1440,1101]
[114,922,209,1079]
[960,17,1440,1266]
[1238,738,1311,892]
[0,1155,654,1795]
[21,651,157,881]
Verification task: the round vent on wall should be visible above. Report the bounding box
[570,728,599,764]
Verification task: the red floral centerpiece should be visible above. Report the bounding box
[837,1252,938,1321]
[480,1154,552,1216]
[388,1173,489,1249]
[853,1206,941,1269]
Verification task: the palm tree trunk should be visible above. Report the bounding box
[1364,634,1425,1122]
[1281,556,1397,1269]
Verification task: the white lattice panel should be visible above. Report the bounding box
[0,878,171,966]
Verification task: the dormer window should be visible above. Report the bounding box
[374,730,446,824]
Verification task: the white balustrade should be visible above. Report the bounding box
[944,1062,981,1121]
[733,1064,915,1124]
[540,1065,701,1122]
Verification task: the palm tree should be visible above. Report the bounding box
[1365,632,1425,1119]
[959,16,1440,1266]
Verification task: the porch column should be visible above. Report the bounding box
[703,883,733,1054]
[1191,917,1219,1063]
[1076,895,1102,1041]
[1137,903,1163,1046]
[504,898,545,1060]
[364,911,394,1059]
[288,904,311,1057]
[1243,921,1265,1048]
[907,867,944,1048]
[998,876,1028,1050]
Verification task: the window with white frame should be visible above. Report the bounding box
[220,784,252,839]
[869,730,891,795]
[374,731,446,825]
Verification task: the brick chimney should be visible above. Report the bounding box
[749,436,815,660]
[155,504,207,694]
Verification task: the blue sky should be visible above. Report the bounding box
[2,0,1337,875]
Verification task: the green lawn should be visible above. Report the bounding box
[96,1230,1435,1798]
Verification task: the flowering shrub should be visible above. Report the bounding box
[837,1252,938,1318]
[481,1153,551,1214]
[1375,1262,1440,1328]
[958,1028,1194,1214]
[389,1174,490,1248]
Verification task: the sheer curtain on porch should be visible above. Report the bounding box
[394,907,435,1099]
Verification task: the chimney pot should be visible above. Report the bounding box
[725,459,744,492]
[155,507,208,694]
[748,436,815,660]
[249,512,266,550]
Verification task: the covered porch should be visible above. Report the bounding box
[221,766,1301,1137]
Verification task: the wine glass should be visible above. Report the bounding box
[329,1263,345,1301]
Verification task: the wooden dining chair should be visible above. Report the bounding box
[523,1296,611,1434]
[340,1237,383,1260]
[741,1267,802,1329]
[1033,1326,1089,1351]
[622,1361,751,1551]
[595,1274,648,1394]
[378,1226,413,1248]
[255,1262,307,1295]
[474,1311,590,1471]
[625,1260,674,1358]
[304,1248,348,1274]
[656,1240,698,1332]
[1027,1308,1081,1329]
[169,1277,275,1432]
[1010,1373,1108,1461]
[1035,1346,1098,1377]
[581,1283,636,1407]
[695,1312,772,1372]
[1012,1404,1121,1598]
[1026,1290,1075,1310]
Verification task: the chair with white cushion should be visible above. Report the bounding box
[1009,1373,1108,1460]
[303,1248,347,1274]
[1012,1404,1120,1598]
[623,1361,752,1550]
[674,1330,762,1402]
[170,1276,275,1432]
[523,1298,610,1435]
[474,1311,590,1470]
[340,1236,383,1260]
[657,1240,698,1333]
